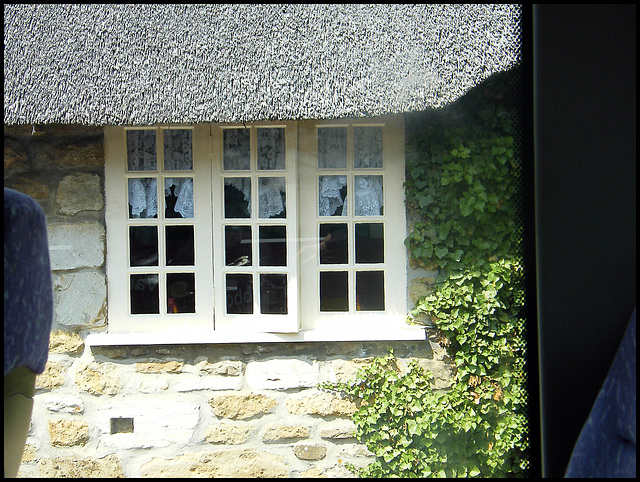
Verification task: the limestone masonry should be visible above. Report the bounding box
[5,125,451,478]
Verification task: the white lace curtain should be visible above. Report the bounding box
[127,130,194,218]
[224,177,287,219]
[318,175,384,217]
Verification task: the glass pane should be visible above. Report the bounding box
[354,175,383,216]
[129,226,158,267]
[354,126,383,169]
[356,271,384,311]
[260,274,287,314]
[319,223,348,265]
[165,178,194,218]
[259,225,286,266]
[130,274,159,314]
[320,271,348,312]
[258,177,286,218]
[166,273,195,314]
[225,225,252,266]
[318,127,347,169]
[164,129,193,170]
[127,130,157,171]
[226,274,253,314]
[224,177,251,218]
[355,223,384,264]
[257,128,285,170]
[165,225,194,266]
[319,175,347,216]
[128,178,158,218]
[223,128,251,171]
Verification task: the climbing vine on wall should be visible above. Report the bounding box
[321,68,529,477]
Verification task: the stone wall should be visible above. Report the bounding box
[4,124,450,478]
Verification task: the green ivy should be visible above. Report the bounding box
[320,69,529,477]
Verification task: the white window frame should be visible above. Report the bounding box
[104,125,214,334]
[298,116,410,337]
[95,117,425,345]
[211,121,299,334]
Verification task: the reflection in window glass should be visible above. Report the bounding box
[258,177,286,218]
[165,225,194,266]
[318,127,347,169]
[223,128,251,171]
[319,223,348,265]
[127,130,156,171]
[129,226,158,267]
[260,274,287,314]
[355,223,384,263]
[319,175,347,216]
[130,274,159,314]
[259,225,286,267]
[355,271,384,311]
[128,178,158,218]
[354,175,383,216]
[166,273,195,314]
[225,225,252,267]
[354,126,383,169]
[257,128,285,170]
[165,178,194,218]
[164,129,193,170]
[319,271,348,312]
[224,178,251,218]
[226,274,253,314]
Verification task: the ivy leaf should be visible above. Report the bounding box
[434,246,449,259]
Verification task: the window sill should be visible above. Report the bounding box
[86,326,427,347]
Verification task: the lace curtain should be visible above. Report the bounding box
[354,126,383,169]
[318,127,347,169]
[127,130,194,219]
[318,175,383,217]
[258,177,286,218]
[354,175,383,216]
[257,128,285,170]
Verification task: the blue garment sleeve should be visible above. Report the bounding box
[4,188,54,376]
[565,308,636,478]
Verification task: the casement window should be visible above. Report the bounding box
[101,116,423,343]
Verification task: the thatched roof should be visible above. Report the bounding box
[4,4,521,126]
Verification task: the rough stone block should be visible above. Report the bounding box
[198,360,244,376]
[287,391,357,417]
[294,444,327,461]
[245,358,318,390]
[320,421,357,440]
[48,418,89,447]
[43,395,84,414]
[209,393,278,420]
[37,455,124,478]
[35,361,66,390]
[140,450,289,478]
[262,424,310,442]
[135,361,184,373]
[8,178,49,199]
[53,272,106,329]
[56,173,103,215]
[48,222,105,270]
[205,423,254,445]
[75,361,121,395]
[48,329,85,355]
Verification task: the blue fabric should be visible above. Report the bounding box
[565,307,636,478]
[4,188,54,376]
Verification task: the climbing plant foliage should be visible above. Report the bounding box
[320,69,529,477]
